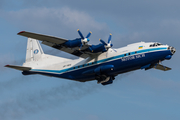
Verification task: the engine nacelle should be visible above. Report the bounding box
[63,38,82,48]
[88,44,107,53]
[165,55,172,60]
[82,65,114,75]
[94,65,114,75]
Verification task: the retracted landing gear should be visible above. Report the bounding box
[95,75,115,85]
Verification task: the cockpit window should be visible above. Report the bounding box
[149,43,163,47]
[157,43,163,46]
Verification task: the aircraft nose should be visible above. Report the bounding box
[168,46,176,55]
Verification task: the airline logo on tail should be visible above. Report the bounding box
[34,49,39,54]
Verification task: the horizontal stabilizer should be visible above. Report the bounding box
[153,64,171,71]
[5,65,31,71]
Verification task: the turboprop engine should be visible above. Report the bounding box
[88,34,115,53]
[63,29,91,49]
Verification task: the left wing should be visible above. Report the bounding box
[18,31,94,58]
[18,31,68,44]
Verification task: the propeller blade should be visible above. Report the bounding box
[112,48,117,52]
[79,44,83,50]
[89,46,93,52]
[77,29,84,39]
[108,33,112,43]
[86,31,92,38]
[99,39,107,45]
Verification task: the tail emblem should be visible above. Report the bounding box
[34,49,39,54]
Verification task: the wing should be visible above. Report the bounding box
[153,64,171,71]
[18,31,67,44]
[145,63,171,71]
[18,31,94,58]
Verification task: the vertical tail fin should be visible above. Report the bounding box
[26,38,44,62]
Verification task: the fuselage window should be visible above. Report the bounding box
[124,54,126,56]
[135,51,137,54]
[128,53,130,55]
[73,67,75,69]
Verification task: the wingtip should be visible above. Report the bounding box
[90,31,92,34]
[18,31,25,34]
[4,65,9,67]
[99,38,101,41]
[77,29,79,31]
[110,33,112,35]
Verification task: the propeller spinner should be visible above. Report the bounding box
[77,29,92,50]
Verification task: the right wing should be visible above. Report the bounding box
[153,64,171,71]
[145,63,171,71]
[18,31,95,58]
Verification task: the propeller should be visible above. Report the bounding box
[77,29,92,50]
[99,33,116,57]
[99,33,116,52]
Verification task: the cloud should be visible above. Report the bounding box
[0,76,33,93]
[0,54,24,72]
[0,69,131,120]
[0,81,101,119]
[2,1,180,47]
[17,0,180,18]
[2,7,109,41]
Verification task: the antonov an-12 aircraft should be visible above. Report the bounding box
[5,30,176,85]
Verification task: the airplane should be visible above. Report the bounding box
[5,30,176,85]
